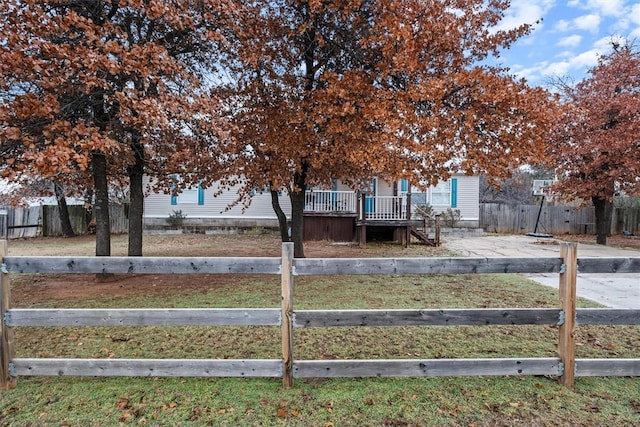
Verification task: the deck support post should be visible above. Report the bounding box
[359,225,367,249]
[558,243,577,388]
[0,240,16,390]
[358,194,367,248]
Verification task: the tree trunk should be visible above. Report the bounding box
[127,140,145,256]
[84,188,94,233]
[53,182,75,237]
[592,196,612,245]
[271,189,290,242]
[290,188,306,258]
[91,152,111,256]
[289,163,308,258]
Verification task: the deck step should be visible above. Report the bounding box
[410,228,436,246]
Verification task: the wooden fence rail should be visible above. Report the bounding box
[1,241,639,390]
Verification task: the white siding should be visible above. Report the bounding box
[409,175,479,221]
[143,174,479,222]
[452,175,480,221]
[377,179,394,197]
[144,177,290,220]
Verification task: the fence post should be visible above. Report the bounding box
[1,240,16,389]
[558,243,577,388]
[281,242,294,389]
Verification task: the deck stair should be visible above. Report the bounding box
[410,227,436,246]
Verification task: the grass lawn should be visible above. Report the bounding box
[1,234,639,426]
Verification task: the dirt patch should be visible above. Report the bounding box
[7,233,448,306]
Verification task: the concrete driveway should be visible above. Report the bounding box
[442,234,640,309]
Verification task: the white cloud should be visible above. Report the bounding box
[493,0,556,33]
[557,34,583,47]
[512,47,601,82]
[554,19,571,31]
[567,0,626,17]
[553,14,602,33]
[585,0,625,17]
[509,63,549,82]
[631,4,640,25]
[570,49,601,68]
[611,17,632,33]
[544,60,571,76]
[593,35,625,50]
[573,14,602,32]
[555,50,576,58]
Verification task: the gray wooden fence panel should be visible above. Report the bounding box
[109,205,129,234]
[294,257,563,275]
[42,205,87,236]
[613,208,640,234]
[0,209,7,239]
[6,308,281,327]
[12,358,282,377]
[480,204,640,235]
[294,309,562,327]
[2,245,639,385]
[8,256,638,276]
[576,309,640,325]
[6,206,41,238]
[3,256,282,274]
[4,204,128,237]
[294,358,561,378]
[576,359,640,376]
[577,258,640,274]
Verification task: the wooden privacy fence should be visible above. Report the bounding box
[480,203,640,235]
[1,241,640,391]
[0,205,128,238]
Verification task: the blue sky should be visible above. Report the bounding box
[491,0,640,86]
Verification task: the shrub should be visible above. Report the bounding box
[166,210,186,228]
[443,208,461,227]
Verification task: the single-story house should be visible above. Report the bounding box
[143,174,480,241]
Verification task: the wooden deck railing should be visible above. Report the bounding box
[1,240,639,390]
[303,191,357,213]
[304,191,413,222]
[361,195,410,220]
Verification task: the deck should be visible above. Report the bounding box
[304,191,437,246]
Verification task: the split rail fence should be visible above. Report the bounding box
[1,241,639,390]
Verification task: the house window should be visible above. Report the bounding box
[430,178,457,207]
[430,180,450,206]
[171,177,204,205]
[176,187,200,204]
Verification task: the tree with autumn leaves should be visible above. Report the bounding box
[2,0,561,258]
[0,0,234,255]
[215,0,558,257]
[547,44,640,245]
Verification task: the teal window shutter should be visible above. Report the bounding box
[170,183,177,205]
[198,184,204,205]
[400,179,408,193]
[450,178,457,208]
